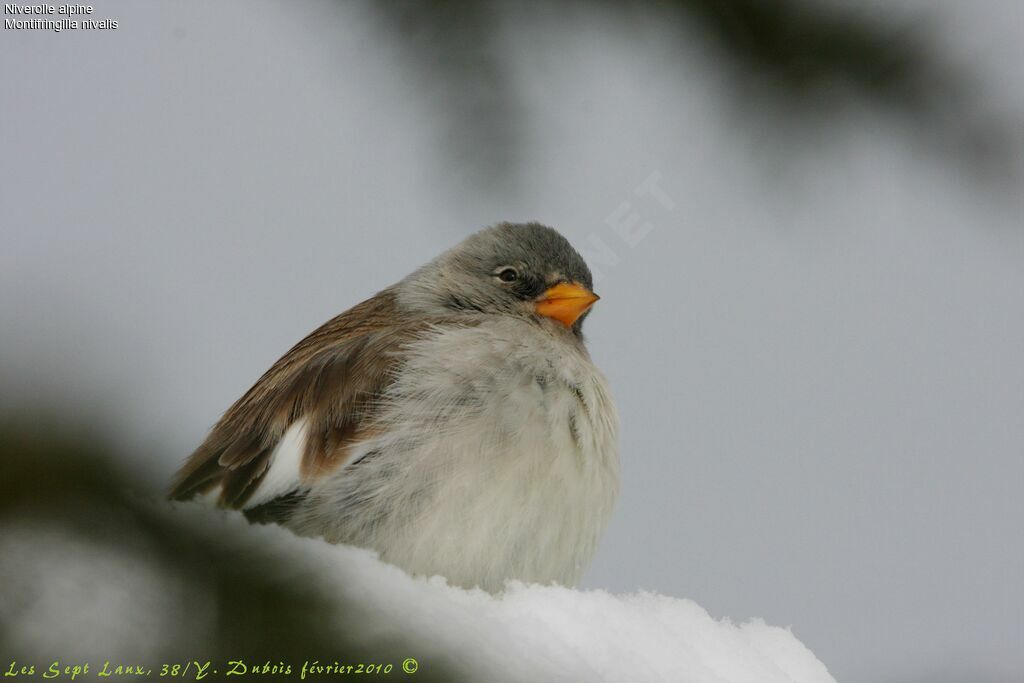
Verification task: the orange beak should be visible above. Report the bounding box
[534,282,599,327]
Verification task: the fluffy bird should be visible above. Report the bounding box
[170,223,618,592]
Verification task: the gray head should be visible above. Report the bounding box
[398,222,598,336]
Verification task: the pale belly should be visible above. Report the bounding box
[291,320,619,592]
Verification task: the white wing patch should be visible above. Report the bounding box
[243,417,309,509]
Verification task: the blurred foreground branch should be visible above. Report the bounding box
[0,418,457,681]
[368,0,1016,190]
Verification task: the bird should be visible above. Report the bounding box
[170,222,619,592]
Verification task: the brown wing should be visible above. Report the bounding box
[169,288,413,511]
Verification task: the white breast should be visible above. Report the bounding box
[293,319,619,592]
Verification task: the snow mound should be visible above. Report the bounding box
[0,503,834,683]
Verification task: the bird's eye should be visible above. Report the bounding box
[497,267,519,283]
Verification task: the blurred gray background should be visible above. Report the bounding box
[2,1,1021,681]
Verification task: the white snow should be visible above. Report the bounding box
[0,504,835,683]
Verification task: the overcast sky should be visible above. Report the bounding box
[2,2,1022,681]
